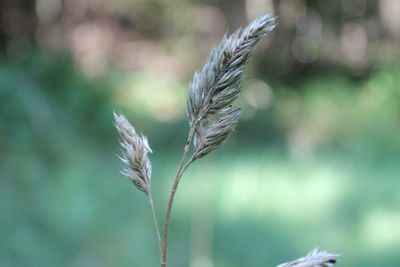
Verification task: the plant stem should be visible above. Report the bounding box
[147,189,162,256]
[161,126,197,267]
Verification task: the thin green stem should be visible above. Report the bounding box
[147,190,162,256]
[161,126,197,267]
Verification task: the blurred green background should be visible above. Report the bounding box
[1,0,400,267]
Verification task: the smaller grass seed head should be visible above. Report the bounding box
[277,248,340,267]
[114,112,153,194]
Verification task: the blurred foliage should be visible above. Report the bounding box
[2,0,400,78]
[1,0,400,267]
[1,52,400,267]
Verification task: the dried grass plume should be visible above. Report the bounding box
[114,112,153,194]
[187,13,277,161]
[277,248,340,267]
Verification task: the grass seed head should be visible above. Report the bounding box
[114,112,152,194]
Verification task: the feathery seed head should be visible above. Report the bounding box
[114,112,153,194]
[277,248,340,267]
[186,13,276,161]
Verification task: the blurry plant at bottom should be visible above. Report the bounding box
[113,13,339,267]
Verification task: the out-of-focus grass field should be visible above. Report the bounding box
[1,53,399,267]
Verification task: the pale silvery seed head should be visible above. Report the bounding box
[277,248,340,267]
[186,13,276,160]
[114,112,152,194]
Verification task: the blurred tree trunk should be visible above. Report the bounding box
[0,0,37,55]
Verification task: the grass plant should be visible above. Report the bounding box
[114,13,339,267]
